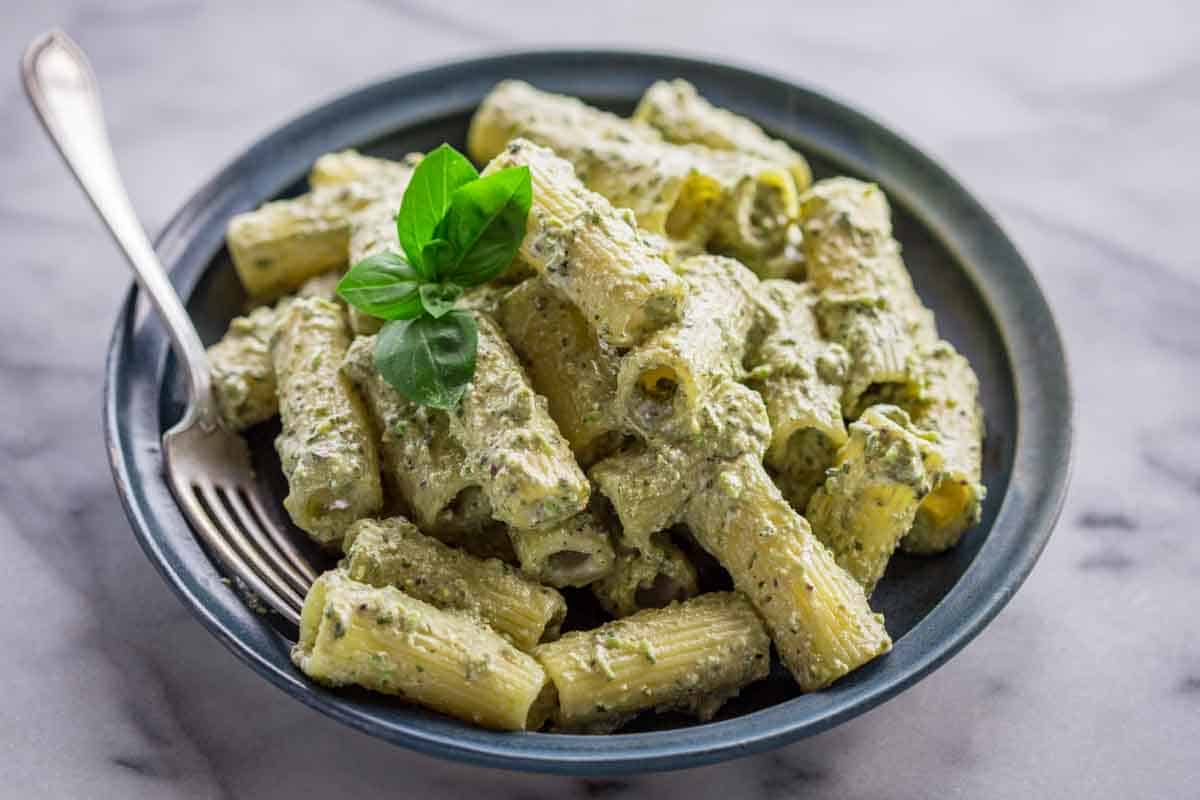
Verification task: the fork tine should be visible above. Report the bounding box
[224,487,314,594]
[238,488,320,586]
[195,482,307,613]
[174,478,302,626]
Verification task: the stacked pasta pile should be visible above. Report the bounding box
[209,81,985,732]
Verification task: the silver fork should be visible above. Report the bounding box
[22,30,315,626]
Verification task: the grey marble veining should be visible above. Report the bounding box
[2,1,1197,797]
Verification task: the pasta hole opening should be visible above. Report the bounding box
[577,430,624,469]
[665,174,722,240]
[635,573,689,610]
[546,550,591,574]
[719,172,796,256]
[303,488,349,525]
[296,574,331,654]
[851,380,918,420]
[747,171,798,239]
[526,680,559,731]
[437,486,492,532]
[919,478,970,528]
[775,427,838,509]
[638,365,679,402]
[434,488,515,561]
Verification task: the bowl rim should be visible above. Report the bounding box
[103,48,1072,774]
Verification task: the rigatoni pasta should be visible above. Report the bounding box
[533,592,769,732]
[343,316,590,535]
[800,177,938,415]
[634,79,813,192]
[207,304,279,431]
[341,335,471,535]
[616,254,759,438]
[685,454,892,690]
[746,279,849,508]
[472,81,806,273]
[452,314,591,530]
[497,276,624,466]
[590,380,773,552]
[469,79,722,244]
[307,149,422,190]
[483,138,686,346]
[225,152,418,298]
[272,297,381,546]
[342,516,566,651]
[805,405,940,595]
[508,508,616,588]
[208,271,341,430]
[293,571,555,731]
[894,342,987,554]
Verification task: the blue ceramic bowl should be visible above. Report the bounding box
[104,51,1071,774]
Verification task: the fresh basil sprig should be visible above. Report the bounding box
[336,144,532,409]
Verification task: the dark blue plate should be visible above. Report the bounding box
[104,51,1071,774]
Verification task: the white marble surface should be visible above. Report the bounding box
[3,1,1198,797]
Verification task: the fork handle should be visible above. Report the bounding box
[21,30,216,426]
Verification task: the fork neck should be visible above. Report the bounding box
[22,31,218,428]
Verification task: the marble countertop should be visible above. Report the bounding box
[3,1,1197,797]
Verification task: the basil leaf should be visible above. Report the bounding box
[433,165,532,287]
[335,252,423,320]
[420,237,457,278]
[418,283,463,319]
[396,144,478,279]
[374,311,477,409]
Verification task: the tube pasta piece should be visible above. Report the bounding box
[482,138,686,346]
[684,454,892,691]
[617,255,759,438]
[698,148,802,274]
[533,592,769,732]
[496,277,623,466]
[207,272,343,431]
[634,79,813,192]
[508,508,616,588]
[588,443,692,552]
[208,305,279,431]
[469,80,720,243]
[342,335,472,532]
[343,316,589,533]
[226,184,372,298]
[342,516,566,651]
[344,339,540,564]
[894,342,986,554]
[454,314,591,529]
[307,149,422,190]
[226,154,418,299]
[272,298,382,545]
[590,381,772,552]
[592,533,700,618]
[800,178,938,414]
[294,571,555,731]
[746,280,849,509]
[805,405,941,594]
